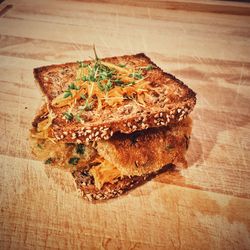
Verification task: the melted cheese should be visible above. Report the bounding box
[89,159,122,189]
[51,61,150,109]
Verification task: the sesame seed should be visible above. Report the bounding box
[110,131,114,136]
[72,133,77,139]
[153,119,158,124]
[127,122,131,127]
[160,122,165,126]
[63,131,68,135]
[86,130,91,134]
[76,139,82,143]
[159,112,163,117]
[95,131,99,137]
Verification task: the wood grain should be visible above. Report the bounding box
[0,0,250,249]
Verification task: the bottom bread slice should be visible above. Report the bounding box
[72,164,175,201]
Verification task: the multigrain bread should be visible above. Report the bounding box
[33,53,196,144]
[72,163,175,201]
[31,52,196,201]
[96,117,192,176]
[70,117,192,201]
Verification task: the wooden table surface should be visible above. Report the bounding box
[0,0,250,249]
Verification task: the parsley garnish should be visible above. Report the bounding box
[37,144,42,149]
[63,112,74,121]
[68,157,80,165]
[76,144,85,155]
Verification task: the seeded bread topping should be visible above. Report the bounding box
[34,53,196,144]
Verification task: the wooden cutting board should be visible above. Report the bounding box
[0,0,250,249]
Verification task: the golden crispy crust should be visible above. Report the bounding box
[71,118,192,201]
[97,117,192,176]
[33,53,196,144]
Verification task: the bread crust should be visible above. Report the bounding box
[72,164,175,201]
[96,117,192,176]
[34,53,196,144]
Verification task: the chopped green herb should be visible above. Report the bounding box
[127,81,136,86]
[63,90,72,98]
[63,112,74,121]
[76,144,85,155]
[77,61,88,68]
[82,75,88,81]
[45,158,52,164]
[68,157,80,165]
[146,64,156,71]
[118,63,127,68]
[80,94,86,100]
[75,113,83,122]
[79,99,93,111]
[129,71,143,80]
[97,79,113,93]
[37,144,42,149]
[68,83,80,90]
[97,81,105,92]
[104,79,113,92]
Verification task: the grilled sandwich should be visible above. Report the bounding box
[30,52,196,201]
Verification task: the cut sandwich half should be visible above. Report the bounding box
[33,53,196,144]
[72,117,192,201]
[30,52,196,201]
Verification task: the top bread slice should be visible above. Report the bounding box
[33,53,196,143]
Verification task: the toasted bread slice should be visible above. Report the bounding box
[72,163,175,201]
[34,53,196,144]
[96,117,191,176]
[71,117,191,201]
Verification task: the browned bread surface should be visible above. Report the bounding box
[72,164,175,201]
[34,53,196,143]
[96,117,192,176]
